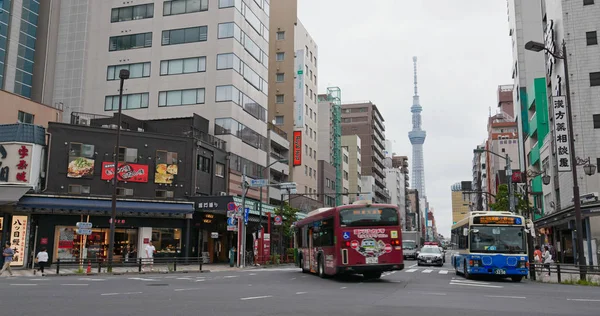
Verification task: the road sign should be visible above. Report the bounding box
[227,211,235,218]
[227,202,237,211]
[279,182,297,189]
[227,225,238,232]
[244,207,250,224]
[249,179,268,187]
[274,215,283,226]
[76,222,92,229]
[227,218,237,226]
[76,228,92,235]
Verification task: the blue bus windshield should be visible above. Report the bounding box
[470,226,526,254]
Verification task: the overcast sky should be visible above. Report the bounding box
[298,0,514,237]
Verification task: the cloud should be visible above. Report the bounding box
[298,0,514,236]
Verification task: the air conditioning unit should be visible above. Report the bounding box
[219,191,227,196]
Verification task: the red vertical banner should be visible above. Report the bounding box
[292,131,302,166]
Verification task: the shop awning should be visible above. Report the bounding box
[0,185,31,205]
[17,196,195,215]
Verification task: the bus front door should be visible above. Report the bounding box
[309,228,316,273]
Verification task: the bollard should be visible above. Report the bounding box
[557,264,561,283]
[56,259,60,275]
[138,258,142,273]
[98,259,102,274]
[173,257,177,272]
[229,248,235,267]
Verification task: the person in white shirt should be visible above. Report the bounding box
[144,241,156,271]
[36,247,49,276]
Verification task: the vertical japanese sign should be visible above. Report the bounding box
[552,96,571,172]
[10,215,28,267]
[293,131,302,166]
[294,49,305,128]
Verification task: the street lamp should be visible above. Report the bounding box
[525,40,597,279]
[257,158,288,265]
[108,69,129,271]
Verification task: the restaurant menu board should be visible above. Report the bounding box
[9,215,28,266]
[67,157,95,178]
[155,163,178,184]
[101,162,149,183]
[472,216,521,225]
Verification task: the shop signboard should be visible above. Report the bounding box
[9,215,28,267]
[262,233,271,259]
[0,142,38,186]
[552,96,571,172]
[154,151,178,184]
[292,131,302,166]
[66,143,95,179]
[294,49,305,128]
[211,232,219,238]
[101,162,149,182]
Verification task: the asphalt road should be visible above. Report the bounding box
[1,257,599,316]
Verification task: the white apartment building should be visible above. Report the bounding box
[342,135,362,202]
[342,147,350,205]
[41,0,271,189]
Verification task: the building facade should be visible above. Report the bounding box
[266,123,290,206]
[0,90,62,126]
[341,101,388,203]
[451,182,471,225]
[342,135,362,203]
[269,0,319,201]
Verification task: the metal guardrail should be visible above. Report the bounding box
[54,257,204,274]
[530,263,600,283]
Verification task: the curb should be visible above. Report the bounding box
[22,270,213,277]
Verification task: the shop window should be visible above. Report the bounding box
[116,187,134,196]
[197,155,211,173]
[156,190,174,198]
[118,147,138,163]
[68,184,90,195]
[215,162,225,177]
[151,228,182,254]
[55,226,138,261]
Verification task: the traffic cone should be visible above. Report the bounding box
[86,260,92,274]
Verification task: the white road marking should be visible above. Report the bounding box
[128,277,157,281]
[439,270,449,274]
[340,287,347,289]
[408,263,418,268]
[78,278,105,281]
[100,293,120,296]
[174,288,203,292]
[123,292,143,295]
[250,268,299,272]
[296,292,307,295]
[195,279,206,282]
[61,284,89,286]
[422,269,433,273]
[486,295,526,299]
[567,298,600,302]
[176,277,193,280]
[102,292,142,296]
[10,284,37,286]
[290,278,297,280]
[405,268,418,273]
[450,281,503,288]
[224,275,238,278]
[240,295,273,301]
[249,273,257,276]
[30,279,48,281]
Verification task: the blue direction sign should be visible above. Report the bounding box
[76,222,92,229]
[249,178,268,187]
[227,217,237,226]
[244,207,250,224]
[76,228,92,235]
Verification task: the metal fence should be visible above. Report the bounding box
[530,263,600,283]
[53,257,204,275]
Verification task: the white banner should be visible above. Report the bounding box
[294,49,305,128]
[552,96,571,172]
[9,215,28,267]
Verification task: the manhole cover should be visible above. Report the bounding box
[147,283,169,286]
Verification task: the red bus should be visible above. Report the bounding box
[293,201,404,279]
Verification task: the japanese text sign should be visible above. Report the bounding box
[10,215,28,267]
[552,96,571,172]
[101,162,149,183]
[0,143,33,185]
[293,131,302,166]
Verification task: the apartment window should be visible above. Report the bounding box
[276,73,284,82]
[586,31,598,45]
[162,26,208,45]
[159,88,206,107]
[276,31,285,40]
[17,111,34,124]
[305,104,308,114]
[309,89,313,100]
[590,72,600,86]
[310,51,313,60]
[584,0,594,5]
[305,124,308,134]
[305,165,308,175]
[160,57,206,75]
[309,168,313,177]
[310,109,313,119]
[314,57,317,66]
[107,62,151,80]
[276,52,285,61]
[305,65,308,74]
[593,114,600,128]
[163,0,208,16]
[105,93,149,111]
[305,145,308,155]
[215,86,266,121]
[111,3,154,23]
[314,74,317,83]
[214,118,267,151]
[116,188,134,196]
[219,0,235,8]
[309,70,313,81]
[109,32,152,51]
[68,185,91,195]
[215,163,225,177]
[197,155,211,173]
[274,115,284,125]
[305,85,308,96]
[276,94,284,103]
[118,147,138,163]
[305,46,308,56]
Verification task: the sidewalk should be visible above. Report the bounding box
[2,263,242,277]
[535,270,600,284]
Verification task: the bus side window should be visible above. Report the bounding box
[302,226,308,248]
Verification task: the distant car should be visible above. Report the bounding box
[417,246,444,267]
[438,247,446,263]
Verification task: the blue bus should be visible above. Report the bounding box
[450,211,529,282]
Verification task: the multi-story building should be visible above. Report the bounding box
[341,101,388,203]
[35,0,271,203]
[317,160,336,207]
[385,165,406,229]
[486,86,520,200]
[317,89,344,205]
[266,122,291,206]
[0,0,43,99]
[342,135,362,203]
[471,143,488,211]
[451,182,472,225]
[0,90,62,127]
[269,0,319,204]
[392,155,410,228]
[342,147,350,205]
[406,188,422,242]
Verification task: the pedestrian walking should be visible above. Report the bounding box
[543,245,553,276]
[144,241,156,272]
[0,242,14,277]
[534,245,543,279]
[35,247,49,276]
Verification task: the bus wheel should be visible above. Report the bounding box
[463,260,471,279]
[363,272,382,279]
[317,256,326,278]
[511,276,523,282]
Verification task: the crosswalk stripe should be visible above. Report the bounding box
[422,269,433,273]
[439,270,449,274]
[405,268,418,273]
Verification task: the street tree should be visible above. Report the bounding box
[489,184,528,215]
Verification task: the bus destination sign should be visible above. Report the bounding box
[352,209,382,215]
[473,216,520,225]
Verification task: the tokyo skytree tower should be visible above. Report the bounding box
[408,56,427,198]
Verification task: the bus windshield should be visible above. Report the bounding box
[339,207,399,227]
[470,226,526,254]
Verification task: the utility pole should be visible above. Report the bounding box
[506,153,515,213]
[238,166,248,268]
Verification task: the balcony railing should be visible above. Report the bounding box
[195,131,227,151]
[268,122,287,139]
[70,112,111,126]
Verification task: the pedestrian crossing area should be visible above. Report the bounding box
[403,268,451,275]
